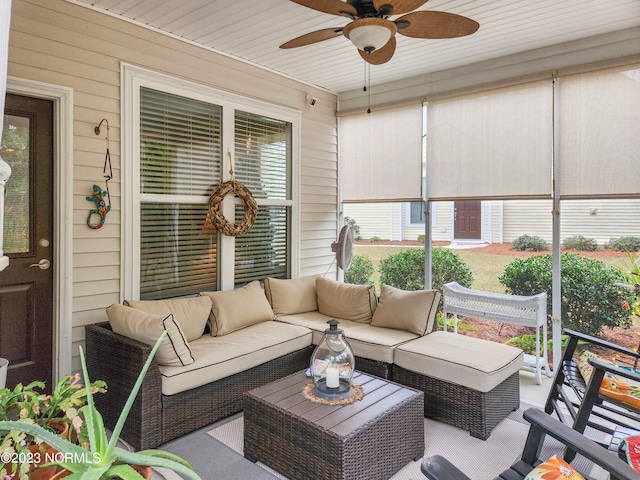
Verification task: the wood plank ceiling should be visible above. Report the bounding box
[68,0,640,93]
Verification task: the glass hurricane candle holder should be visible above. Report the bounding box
[309,319,356,400]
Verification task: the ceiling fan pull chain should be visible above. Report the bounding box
[367,62,371,114]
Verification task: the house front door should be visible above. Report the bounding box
[454,200,481,240]
[0,94,54,389]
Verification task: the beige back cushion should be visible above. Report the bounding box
[106,304,194,366]
[123,296,212,342]
[200,281,275,336]
[264,276,318,315]
[371,285,441,336]
[315,277,377,323]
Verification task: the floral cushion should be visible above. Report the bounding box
[524,455,584,480]
[619,435,640,473]
[577,350,640,410]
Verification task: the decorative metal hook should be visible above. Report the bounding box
[94,118,109,136]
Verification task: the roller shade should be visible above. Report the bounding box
[559,64,640,199]
[427,80,553,201]
[340,104,423,202]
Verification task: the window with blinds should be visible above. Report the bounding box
[234,205,289,286]
[138,87,292,298]
[140,203,216,299]
[140,87,222,196]
[234,110,291,200]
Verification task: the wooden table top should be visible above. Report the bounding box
[245,370,423,437]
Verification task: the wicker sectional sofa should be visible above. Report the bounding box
[86,276,523,450]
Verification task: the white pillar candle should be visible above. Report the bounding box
[326,366,339,388]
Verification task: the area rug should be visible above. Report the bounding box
[207,411,531,480]
[156,404,607,480]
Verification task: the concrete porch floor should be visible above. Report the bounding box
[519,369,554,407]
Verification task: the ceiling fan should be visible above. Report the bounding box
[280,0,479,65]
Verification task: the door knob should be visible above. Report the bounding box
[30,259,51,270]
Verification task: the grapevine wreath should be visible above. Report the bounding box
[208,179,258,236]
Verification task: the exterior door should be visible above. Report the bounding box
[0,94,54,389]
[454,200,481,240]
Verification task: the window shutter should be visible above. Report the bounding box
[427,80,553,200]
[340,104,423,202]
[559,64,640,199]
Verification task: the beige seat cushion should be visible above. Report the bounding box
[394,331,524,393]
[371,285,441,336]
[158,322,312,395]
[106,304,194,367]
[315,277,377,323]
[277,312,417,364]
[200,281,275,336]
[264,276,318,315]
[124,296,212,342]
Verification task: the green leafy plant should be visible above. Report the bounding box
[378,247,473,310]
[0,375,106,479]
[436,312,477,331]
[504,333,570,356]
[343,216,361,240]
[499,253,635,336]
[562,235,598,252]
[511,234,548,252]
[0,332,201,480]
[344,254,374,285]
[605,236,640,252]
[369,236,381,243]
[612,251,640,316]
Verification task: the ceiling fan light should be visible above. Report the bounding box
[343,18,396,53]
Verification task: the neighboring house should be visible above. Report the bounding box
[345,199,640,245]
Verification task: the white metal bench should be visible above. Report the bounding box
[442,282,552,385]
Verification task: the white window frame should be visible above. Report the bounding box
[121,64,300,300]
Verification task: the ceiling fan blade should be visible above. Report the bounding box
[290,0,357,17]
[280,28,344,49]
[373,0,429,15]
[359,36,396,65]
[396,11,479,38]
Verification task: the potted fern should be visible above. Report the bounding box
[0,331,201,480]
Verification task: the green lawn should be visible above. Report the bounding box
[354,245,628,293]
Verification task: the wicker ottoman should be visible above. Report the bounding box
[392,331,523,440]
[244,370,424,480]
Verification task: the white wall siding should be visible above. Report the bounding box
[9,0,338,373]
[560,200,640,245]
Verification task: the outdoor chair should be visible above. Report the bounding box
[544,328,640,461]
[420,407,638,480]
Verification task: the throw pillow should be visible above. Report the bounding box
[371,285,441,336]
[123,296,212,342]
[106,304,194,367]
[264,276,318,316]
[200,281,276,336]
[619,435,640,473]
[577,350,640,410]
[524,455,585,480]
[315,276,377,323]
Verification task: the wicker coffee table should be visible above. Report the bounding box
[243,370,424,480]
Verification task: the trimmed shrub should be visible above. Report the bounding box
[511,234,548,252]
[605,236,640,252]
[370,236,381,243]
[499,253,635,336]
[378,247,473,309]
[417,234,425,243]
[344,254,374,285]
[563,235,598,252]
[344,216,361,240]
